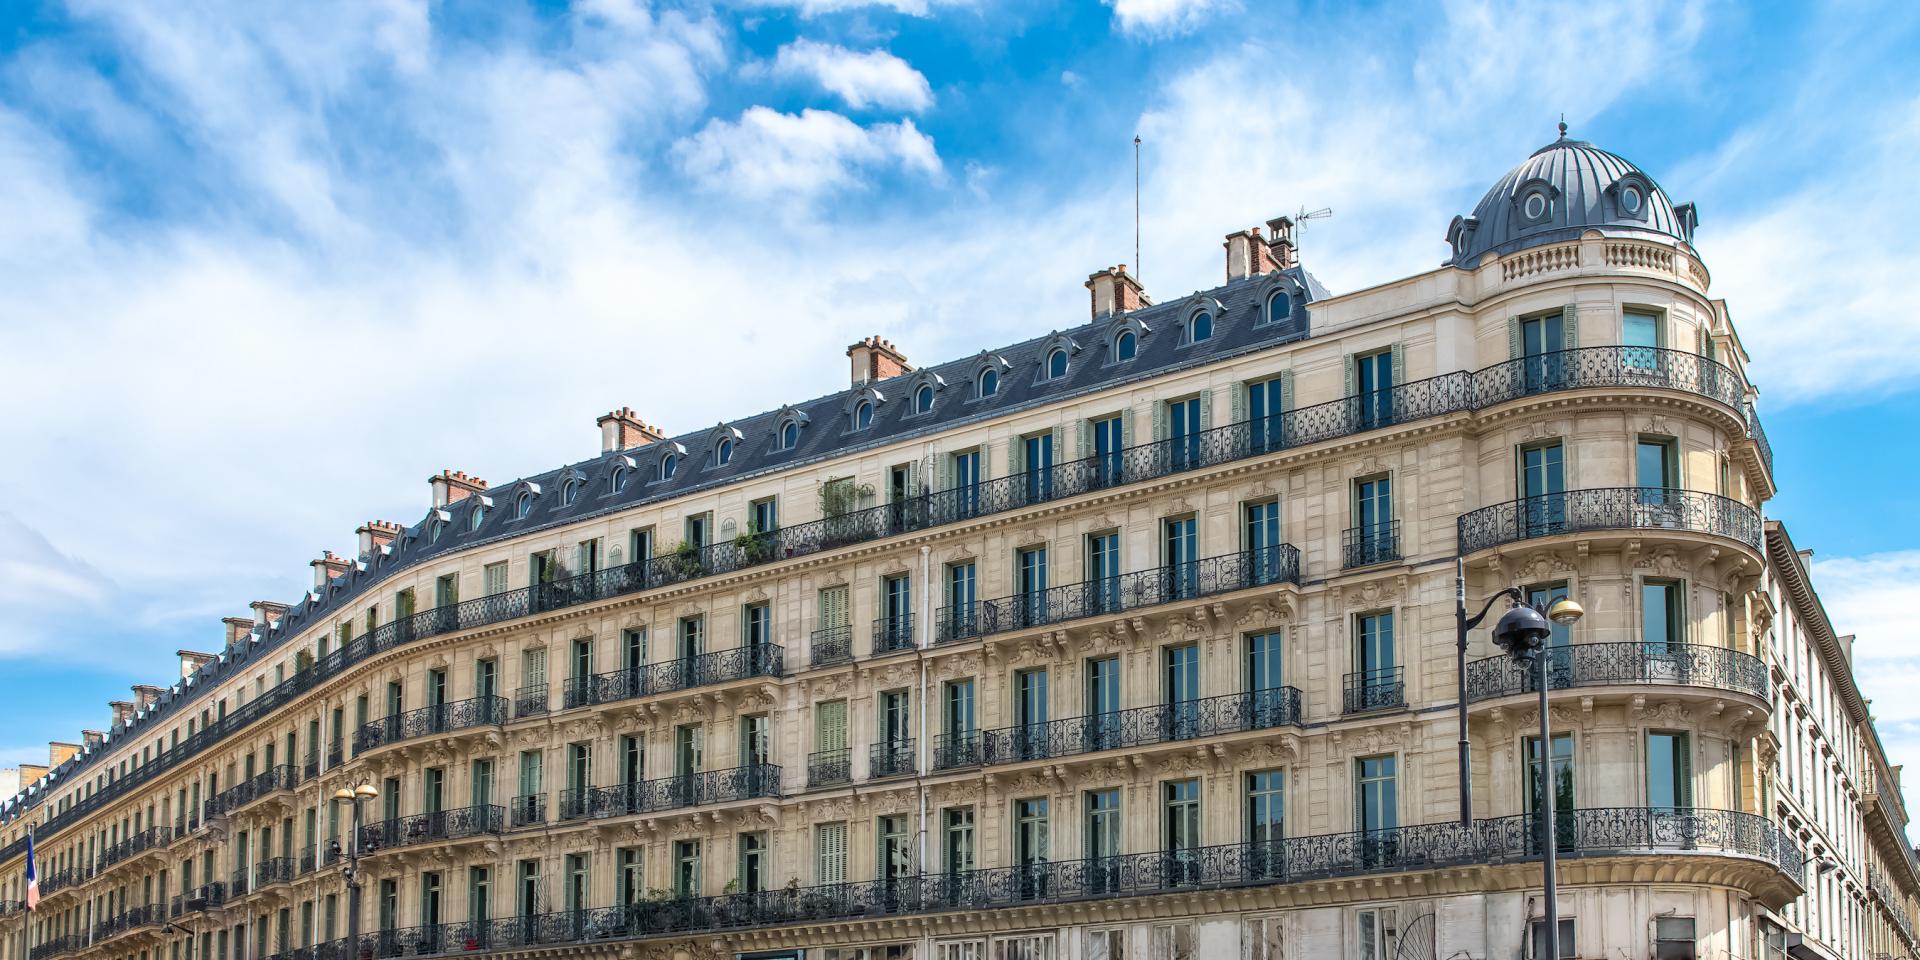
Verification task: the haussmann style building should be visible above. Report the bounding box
[1,129,1916,960]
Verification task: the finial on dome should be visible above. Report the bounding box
[1557,114,1568,140]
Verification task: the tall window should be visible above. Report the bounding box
[944,681,975,737]
[749,497,778,535]
[1091,414,1124,487]
[1520,441,1566,535]
[946,561,977,638]
[1164,643,1199,740]
[1351,474,1393,566]
[1113,330,1137,362]
[1355,756,1397,833]
[1017,545,1048,624]
[951,449,982,517]
[1022,432,1054,502]
[1646,732,1691,810]
[1352,612,1396,711]
[815,823,847,885]
[1247,376,1286,452]
[616,849,642,909]
[1526,733,1575,851]
[1354,349,1394,428]
[1086,531,1120,613]
[1246,631,1286,721]
[943,808,974,874]
[1187,311,1212,343]
[882,573,913,650]
[1244,499,1282,584]
[1624,309,1661,370]
[1166,396,1202,471]
[1163,515,1198,598]
[737,832,767,893]
[742,603,771,651]
[1046,349,1068,380]
[1014,798,1050,870]
[1014,668,1048,762]
[1162,779,1201,861]
[673,840,701,898]
[1642,580,1683,655]
[1084,788,1121,862]
[1519,310,1567,393]
[878,815,913,880]
[1245,770,1284,847]
[1636,435,1677,506]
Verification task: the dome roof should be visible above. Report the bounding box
[1446,129,1697,267]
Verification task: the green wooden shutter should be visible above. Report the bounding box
[816,822,847,884]
[1280,370,1295,411]
[1078,419,1092,459]
[816,701,847,752]
[1152,402,1167,441]
[1343,356,1356,397]
[1198,389,1212,431]
[1230,382,1247,424]
[1121,409,1134,447]
[1507,317,1522,359]
[939,454,953,492]
[1007,437,1022,476]
[1561,304,1579,350]
[1390,342,1405,387]
[1051,426,1065,463]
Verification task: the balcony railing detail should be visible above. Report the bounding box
[242,808,1796,960]
[556,765,782,822]
[935,688,1301,771]
[808,749,850,788]
[354,697,509,753]
[810,625,853,668]
[1457,487,1762,555]
[872,614,915,655]
[100,825,172,870]
[510,795,546,827]
[358,805,505,851]
[94,903,163,941]
[0,345,1763,853]
[1343,667,1405,714]
[935,546,1302,647]
[254,856,297,889]
[513,684,549,719]
[563,645,782,710]
[1342,521,1400,569]
[1466,642,1769,704]
[869,740,915,779]
[204,764,298,820]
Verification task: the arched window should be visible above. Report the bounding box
[715,438,734,466]
[1267,290,1291,325]
[1114,330,1137,362]
[1189,312,1212,343]
[661,453,678,481]
[978,368,1000,398]
[780,421,800,450]
[469,504,487,532]
[429,518,446,543]
[561,479,580,506]
[915,384,934,413]
[854,400,874,430]
[516,492,534,519]
[610,466,628,494]
[1046,349,1069,380]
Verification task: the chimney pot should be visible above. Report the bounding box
[1086,264,1149,319]
[429,470,489,508]
[597,408,666,454]
[847,336,913,386]
[177,649,217,680]
[356,520,403,556]
[310,551,352,591]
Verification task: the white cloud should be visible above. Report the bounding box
[767,39,933,112]
[1810,549,1920,833]
[674,107,942,201]
[1106,0,1237,37]
[731,0,975,17]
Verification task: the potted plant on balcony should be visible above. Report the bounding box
[661,540,704,579]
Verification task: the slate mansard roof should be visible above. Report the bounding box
[3,262,1322,817]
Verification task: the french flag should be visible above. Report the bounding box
[23,830,37,911]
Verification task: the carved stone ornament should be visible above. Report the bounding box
[1235,597,1295,628]
[1630,696,1693,724]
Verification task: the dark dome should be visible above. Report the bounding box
[1445,131,1697,267]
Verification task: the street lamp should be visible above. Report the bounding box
[1454,558,1526,826]
[1492,595,1584,960]
[332,783,379,956]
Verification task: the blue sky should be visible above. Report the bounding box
[2,0,1919,806]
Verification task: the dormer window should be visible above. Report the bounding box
[977,368,999,398]
[610,464,629,494]
[1608,173,1655,223]
[429,517,446,543]
[1187,311,1213,344]
[515,491,534,519]
[1113,330,1138,363]
[660,453,678,481]
[1523,193,1548,220]
[561,479,581,506]
[853,400,875,430]
[715,438,734,466]
[915,384,934,413]
[1620,185,1643,213]
[1266,290,1291,325]
[469,503,487,532]
[1512,178,1560,230]
[779,420,800,450]
[1046,348,1069,380]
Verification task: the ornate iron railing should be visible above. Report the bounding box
[94,903,163,941]
[299,849,316,875]
[204,764,298,819]
[302,752,320,781]
[229,864,251,896]
[934,546,1302,647]
[1343,667,1405,714]
[180,881,226,912]
[2,345,1759,851]
[100,825,172,869]
[811,625,853,667]
[353,696,509,753]
[869,740,915,779]
[36,866,78,897]
[358,805,505,851]
[30,934,84,960]
[556,765,781,822]
[510,794,546,827]
[1466,642,1769,703]
[1342,521,1400,568]
[513,684,549,719]
[563,645,782,710]
[1458,487,1762,555]
[936,688,1301,771]
[254,856,297,888]
[872,614,915,655]
[1745,402,1773,479]
[808,748,850,788]
[326,744,343,770]
[1870,863,1919,946]
[290,807,1796,957]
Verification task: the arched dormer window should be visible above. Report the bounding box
[842,387,885,430]
[1188,312,1213,343]
[915,384,934,413]
[771,405,811,451]
[515,491,534,519]
[705,426,744,468]
[1113,330,1138,362]
[561,478,580,506]
[428,513,448,543]
[660,452,678,481]
[1046,349,1069,380]
[1266,289,1292,325]
[901,370,945,416]
[780,420,800,450]
[854,400,875,430]
[977,368,999,398]
[609,463,629,494]
[715,437,734,466]
[469,500,488,532]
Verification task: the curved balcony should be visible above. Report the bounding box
[205,764,298,819]
[254,856,297,890]
[555,764,781,822]
[935,688,1300,771]
[359,805,505,851]
[2,346,1760,856]
[562,645,781,711]
[92,903,163,943]
[1466,642,1769,706]
[1458,487,1761,556]
[353,697,509,754]
[99,825,172,871]
[296,806,1800,960]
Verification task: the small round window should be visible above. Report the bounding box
[1523,193,1548,220]
[1621,185,1643,213]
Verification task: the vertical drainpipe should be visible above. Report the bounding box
[917,542,933,960]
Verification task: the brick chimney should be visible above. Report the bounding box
[310,551,352,590]
[49,741,79,767]
[1263,216,1298,270]
[847,336,913,386]
[81,730,105,749]
[178,649,217,679]
[221,616,255,648]
[356,520,403,556]
[429,470,488,508]
[1086,265,1149,319]
[1224,225,1288,281]
[249,600,289,628]
[132,684,164,710]
[596,408,666,454]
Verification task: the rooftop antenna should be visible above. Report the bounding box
[1294,205,1333,250]
[1134,134,1143,281]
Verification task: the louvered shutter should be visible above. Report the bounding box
[1390,343,1405,388]
[1078,419,1093,459]
[1152,402,1167,441]
[1121,409,1134,447]
[1507,317,1522,359]
[816,701,847,751]
[523,649,546,691]
[906,461,920,496]
[940,455,953,493]
[819,586,849,629]
[1561,304,1579,350]
[1280,370,1294,411]
[1343,355,1356,397]
[816,822,847,884]
[1007,437,1022,476]
[1230,382,1247,424]
[1198,390,1212,432]
[1051,426,1065,464]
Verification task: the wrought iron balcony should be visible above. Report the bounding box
[557,764,781,821]
[513,683,549,719]
[229,864,251,897]
[353,696,509,753]
[869,739,915,779]
[302,753,320,781]
[935,546,1302,646]
[810,624,853,668]
[325,744,343,770]
[510,794,546,827]
[1343,667,1405,714]
[936,688,1301,771]
[872,614,915,655]
[1457,487,1762,555]
[296,807,1796,958]
[94,903,163,941]
[37,866,78,897]
[100,825,172,869]
[1342,521,1400,569]
[564,644,783,711]
[30,934,84,960]
[204,764,299,819]
[175,881,227,913]
[1466,642,1769,704]
[807,748,850,788]
[255,856,297,889]
[358,805,505,851]
[299,849,317,875]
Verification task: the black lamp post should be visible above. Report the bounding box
[1454,558,1525,827]
[331,783,379,955]
[1491,595,1585,960]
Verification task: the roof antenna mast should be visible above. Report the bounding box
[1294,205,1333,252]
[1134,134,1143,281]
